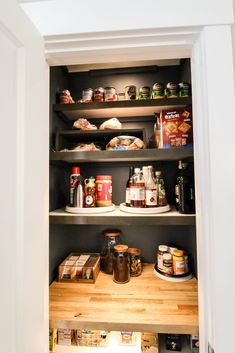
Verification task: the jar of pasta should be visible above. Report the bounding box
[128,247,142,276]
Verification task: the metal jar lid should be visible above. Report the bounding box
[114,244,128,252]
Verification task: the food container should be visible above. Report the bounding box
[82,88,93,102]
[96,175,112,206]
[117,92,125,101]
[100,229,122,274]
[58,253,100,283]
[155,108,193,148]
[125,85,137,100]
[138,86,150,100]
[113,244,130,284]
[57,329,76,346]
[76,330,109,347]
[165,82,178,98]
[151,83,165,99]
[94,87,105,102]
[162,253,173,275]
[173,249,185,275]
[128,247,142,276]
[104,86,117,101]
[157,244,168,270]
[119,332,137,345]
[141,332,159,353]
[179,82,191,97]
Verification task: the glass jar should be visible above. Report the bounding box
[96,175,112,207]
[100,229,122,274]
[162,253,173,275]
[128,247,142,276]
[157,245,168,271]
[173,249,185,275]
[113,244,130,284]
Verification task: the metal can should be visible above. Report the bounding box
[165,82,178,98]
[128,247,142,276]
[151,83,165,99]
[95,175,112,207]
[138,86,150,100]
[94,87,105,102]
[125,85,137,100]
[104,87,117,101]
[82,88,93,102]
[178,82,191,97]
[113,244,130,284]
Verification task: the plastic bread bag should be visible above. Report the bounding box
[106,136,145,150]
[99,118,122,130]
[73,118,97,130]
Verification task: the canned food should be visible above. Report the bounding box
[151,83,165,99]
[96,175,112,207]
[94,87,105,102]
[82,88,93,102]
[125,85,137,100]
[178,82,191,97]
[165,82,178,98]
[138,86,150,100]
[104,87,117,102]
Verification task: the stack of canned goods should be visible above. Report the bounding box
[80,82,190,103]
[157,244,189,276]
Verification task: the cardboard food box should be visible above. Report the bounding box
[155,108,193,149]
[58,253,100,283]
[76,330,109,347]
[141,332,159,353]
[57,328,77,346]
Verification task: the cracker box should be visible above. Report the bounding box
[191,335,199,353]
[155,108,193,148]
[141,332,159,353]
[58,253,100,283]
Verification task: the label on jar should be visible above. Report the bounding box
[96,182,112,202]
[157,253,164,269]
[145,188,157,206]
[130,186,145,201]
[85,195,94,206]
[174,260,185,275]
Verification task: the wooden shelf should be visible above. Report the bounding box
[54,97,192,120]
[49,264,198,334]
[50,148,193,163]
[49,206,195,225]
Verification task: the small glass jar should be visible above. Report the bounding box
[96,175,112,207]
[113,244,130,284]
[157,245,168,271]
[100,230,122,274]
[173,249,185,275]
[162,253,173,275]
[128,247,142,276]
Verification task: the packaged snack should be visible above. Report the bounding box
[155,108,193,149]
[73,118,97,130]
[106,136,145,150]
[99,117,122,130]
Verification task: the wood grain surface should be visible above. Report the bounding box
[49,263,198,334]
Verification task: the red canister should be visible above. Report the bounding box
[96,175,112,207]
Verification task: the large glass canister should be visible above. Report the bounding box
[100,229,122,274]
[113,244,130,284]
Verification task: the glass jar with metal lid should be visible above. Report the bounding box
[113,244,130,284]
[100,229,122,274]
[128,247,142,276]
[157,245,168,271]
[173,249,185,275]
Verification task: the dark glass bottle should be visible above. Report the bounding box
[175,161,195,214]
[125,166,134,206]
[100,230,122,274]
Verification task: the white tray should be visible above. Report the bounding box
[119,203,170,214]
[154,266,193,282]
[65,204,115,214]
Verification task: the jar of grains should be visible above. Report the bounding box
[113,245,130,284]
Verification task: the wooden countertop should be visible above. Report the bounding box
[49,264,198,335]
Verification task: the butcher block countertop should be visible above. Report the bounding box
[49,263,198,335]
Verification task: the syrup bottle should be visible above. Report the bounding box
[130,168,145,208]
[125,166,134,206]
[84,176,96,207]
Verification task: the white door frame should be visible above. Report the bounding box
[45,25,235,353]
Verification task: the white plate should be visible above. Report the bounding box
[119,203,170,214]
[65,204,115,214]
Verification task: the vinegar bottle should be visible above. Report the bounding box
[130,168,145,208]
[155,171,167,206]
[145,165,157,207]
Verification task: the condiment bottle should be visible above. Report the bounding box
[145,165,157,207]
[125,166,134,206]
[175,161,195,214]
[157,245,168,270]
[113,244,130,284]
[84,176,96,207]
[130,168,145,208]
[155,171,167,206]
[128,247,142,276]
[173,249,185,275]
[100,230,122,274]
[70,166,81,206]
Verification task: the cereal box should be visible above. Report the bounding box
[155,108,193,148]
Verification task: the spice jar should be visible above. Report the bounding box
[128,247,142,276]
[157,245,168,271]
[173,249,185,275]
[96,175,112,207]
[162,253,173,275]
[100,230,122,274]
[113,244,130,284]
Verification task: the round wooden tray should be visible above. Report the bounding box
[65,204,115,214]
[154,264,193,282]
[119,203,170,214]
